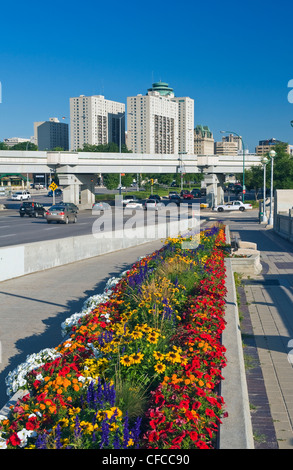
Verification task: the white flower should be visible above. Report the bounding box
[0,438,7,449]
[5,348,61,397]
[17,428,37,448]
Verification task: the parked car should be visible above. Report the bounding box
[213,201,252,212]
[19,201,46,218]
[92,202,111,213]
[191,189,201,198]
[59,202,79,213]
[147,194,161,201]
[45,205,77,224]
[144,199,164,211]
[170,182,177,187]
[169,191,178,199]
[180,190,193,200]
[47,189,63,197]
[122,196,139,206]
[234,184,243,194]
[168,194,181,205]
[11,190,31,201]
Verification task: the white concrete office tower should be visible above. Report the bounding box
[70,95,125,150]
[127,81,194,155]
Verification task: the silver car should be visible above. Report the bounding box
[46,205,77,224]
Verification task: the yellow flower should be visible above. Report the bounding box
[165,351,181,364]
[130,352,144,364]
[153,351,165,361]
[154,362,166,374]
[120,355,133,367]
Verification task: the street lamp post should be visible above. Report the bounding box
[261,157,268,223]
[268,149,276,226]
[178,152,187,191]
[220,130,245,202]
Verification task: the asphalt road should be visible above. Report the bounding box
[0,194,201,247]
[0,190,257,248]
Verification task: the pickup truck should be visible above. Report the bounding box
[213,200,252,212]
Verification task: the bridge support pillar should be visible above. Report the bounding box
[79,175,95,209]
[204,174,225,208]
[58,174,95,209]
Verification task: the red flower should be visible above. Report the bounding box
[189,431,198,442]
[196,440,210,449]
[205,408,216,417]
[148,430,160,443]
[7,432,21,447]
[172,431,186,445]
[26,416,40,431]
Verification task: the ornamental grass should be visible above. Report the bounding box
[0,224,228,449]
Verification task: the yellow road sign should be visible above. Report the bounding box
[49,182,58,191]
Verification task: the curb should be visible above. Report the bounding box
[219,258,254,449]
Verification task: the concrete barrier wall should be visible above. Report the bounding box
[274,212,293,244]
[0,218,197,282]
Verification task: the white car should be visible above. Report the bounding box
[122,196,139,206]
[144,199,164,211]
[11,191,31,201]
[213,200,252,212]
[124,201,143,210]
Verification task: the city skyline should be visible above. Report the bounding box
[0,0,293,152]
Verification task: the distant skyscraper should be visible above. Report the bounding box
[127,81,194,155]
[214,133,242,156]
[34,118,69,151]
[194,125,214,155]
[69,95,125,150]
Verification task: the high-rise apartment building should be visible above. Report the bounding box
[127,81,194,155]
[194,125,214,155]
[70,95,125,150]
[34,118,69,151]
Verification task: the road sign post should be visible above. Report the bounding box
[49,182,58,205]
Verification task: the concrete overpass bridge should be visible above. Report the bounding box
[0,150,262,207]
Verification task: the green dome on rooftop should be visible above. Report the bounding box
[147,80,174,96]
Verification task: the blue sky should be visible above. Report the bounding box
[0,0,293,152]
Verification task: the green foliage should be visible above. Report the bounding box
[78,143,131,153]
[10,142,38,150]
[243,142,293,195]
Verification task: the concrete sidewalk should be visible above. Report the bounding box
[227,219,293,449]
[0,240,164,409]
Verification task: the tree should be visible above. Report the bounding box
[0,142,8,150]
[78,142,132,153]
[10,142,38,150]
[243,142,293,199]
[103,173,119,189]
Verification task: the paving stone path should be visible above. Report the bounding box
[228,219,293,449]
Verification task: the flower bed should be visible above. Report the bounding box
[0,225,228,449]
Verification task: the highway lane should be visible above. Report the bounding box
[0,190,257,248]
[0,197,200,248]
